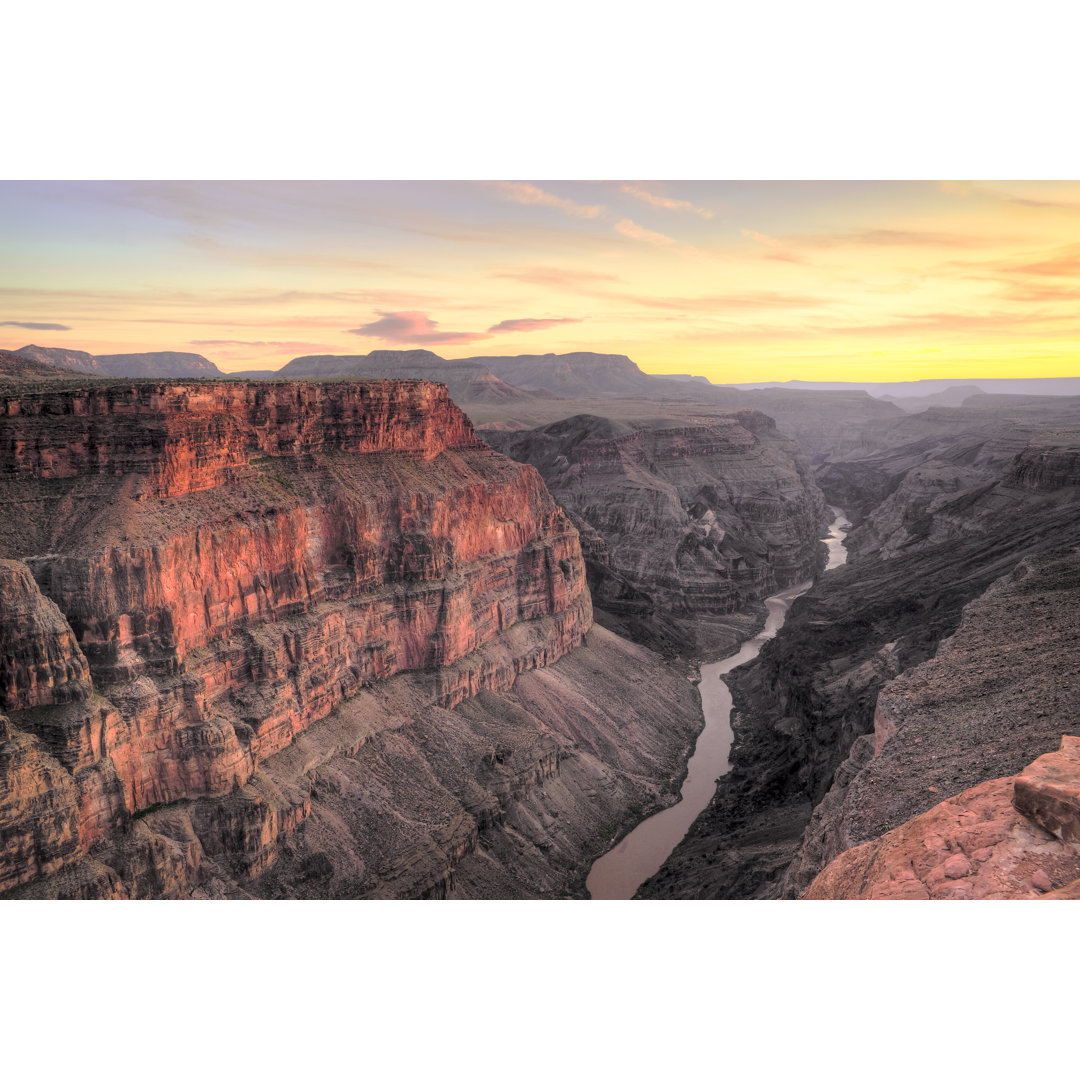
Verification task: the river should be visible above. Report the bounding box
[585,506,852,900]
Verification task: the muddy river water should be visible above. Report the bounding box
[586,507,852,900]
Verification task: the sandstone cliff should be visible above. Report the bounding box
[486,411,826,657]
[0,378,701,898]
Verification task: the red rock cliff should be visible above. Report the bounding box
[0,379,595,896]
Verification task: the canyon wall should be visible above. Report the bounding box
[0,378,701,898]
[486,410,825,657]
[641,404,1080,900]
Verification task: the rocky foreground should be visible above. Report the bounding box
[0,378,701,898]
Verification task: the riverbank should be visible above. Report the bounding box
[586,508,851,899]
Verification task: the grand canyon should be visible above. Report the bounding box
[2,342,1077,900]
[3,180,1079,903]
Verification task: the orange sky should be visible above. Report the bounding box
[2,180,1079,382]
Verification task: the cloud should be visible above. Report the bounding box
[487,317,582,334]
[785,228,1006,250]
[609,289,827,311]
[1000,244,1080,277]
[189,339,338,349]
[614,218,676,246]
[619,183,713,218]
[939,180,1080,211]
[741,229,808,264]
[347,310,490,346]
[0,320,71,330]
[492,266,622,288]
[491,181,604,219]
[829,310,1071,336]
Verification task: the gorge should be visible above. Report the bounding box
[2,347,1079,901]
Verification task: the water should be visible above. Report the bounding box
[585,506,851,899]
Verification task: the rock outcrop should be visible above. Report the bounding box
[804,737,1080,900]
[486,411,826,657]
[0,377,702,898]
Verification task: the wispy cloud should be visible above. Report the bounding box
[492,266,623,289]
[491,181,604,220]
[939,180,1080,211]
[610,289,827,311]
[829,310,1071,336]
[1000,244,1080,276]
[347,310,490,346]
[614,218,676,246]
[189,339,338,349]
[619,183,713,218]
[741,229,808,264]
[788,228,1006,250]
[0,320,71,330]
[487,317,582,333]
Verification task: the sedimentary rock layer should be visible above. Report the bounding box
[803,737,1080,900]
[486,411,825,657]
[0,378,696,898]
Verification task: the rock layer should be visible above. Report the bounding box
[486,411,825,656]
[804,737,1080,900]
[0,378,698,899]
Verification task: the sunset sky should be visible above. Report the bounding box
[2,179,1079,382]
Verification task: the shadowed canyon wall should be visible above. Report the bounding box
[486,410,826,657]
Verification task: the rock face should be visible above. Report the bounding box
[779,546,1080,897]
[804,737,1080,900]
[640,403,1080,900]
[0,377,702,899]
[486,410,826,657]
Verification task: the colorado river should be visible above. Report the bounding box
[586,506,852,899]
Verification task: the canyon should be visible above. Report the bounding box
[3,346,1078,901]
[640,392,1080,900]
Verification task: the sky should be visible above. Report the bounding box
[2,179,1080,382]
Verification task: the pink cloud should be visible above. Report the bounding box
[491,181,604,219]
[487,317,582,333]
[347,310,490,346]
[619,183,713,218]
[614,218,676,245]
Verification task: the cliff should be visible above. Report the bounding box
[792,547,1080,898]
[0,378,702,898]
[486,410,826,657]
[640,412,1080,899]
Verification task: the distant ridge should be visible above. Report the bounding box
[16,345,224,378]
[716,376,1080,397]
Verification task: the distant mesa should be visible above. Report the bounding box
[16,344,224,378]
[0,349,99,382]
[654,373,714,385]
